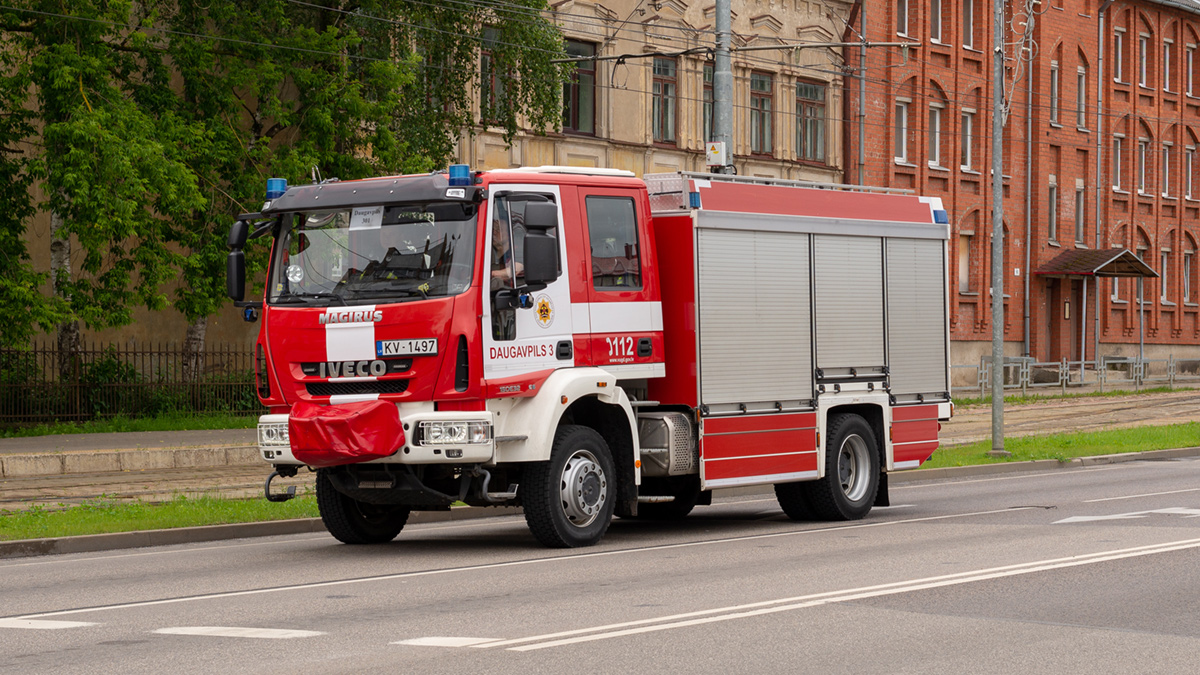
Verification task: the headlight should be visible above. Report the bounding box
[258,422,290,446]
[420,421,491,446]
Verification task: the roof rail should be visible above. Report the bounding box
[498,166,637,177]
[665,171,913,195]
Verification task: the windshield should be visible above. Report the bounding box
[268,202,477,307]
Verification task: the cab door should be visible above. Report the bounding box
[481,185,576,388]
[578,187,664,378]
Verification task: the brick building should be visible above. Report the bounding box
[845,0,1200,372]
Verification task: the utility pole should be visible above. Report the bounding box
[989,0,1010,457]
[714,0,734,174]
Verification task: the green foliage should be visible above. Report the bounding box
[0,412,258,438]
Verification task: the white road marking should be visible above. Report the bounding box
[1055,507,1200,524]
[11,507,1025,620]
[395,637,501,647]
[0,618,96,630]
[154,626,323,639]
[871,504,914,509]
[1085,487,1200,503]
[891,465,1124,489]
[484,537,1200,651]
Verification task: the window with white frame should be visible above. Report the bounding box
[1164,40,1174,91]
[961,110,975,170]
[1113,135,1124,189]
[1139,139,1149,193]
[1163,143,1172,197]
[1075,180,1086,244]
[930,0,942,42]
[897,0,908,36]
[1114,29,1126,82]
[1186,250,1194,302]
[963,0,975,49]
[1112,277,1122,301]
[1189,46,1196,95]
[1048,175,1058,242]
[958,234,972,292]
[1187,146,1195,198]
[1050,61,1060,123]
[895,99,910,163]
[928,102,943,167]
[1161,250,1171,302]
[1077,67,1088,128]
[1140,34,1150,86]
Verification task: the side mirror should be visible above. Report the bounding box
[228,220,250,249]
[227,250,246,301]
[521,202,560,289]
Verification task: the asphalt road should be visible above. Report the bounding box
[4,456,1200,674]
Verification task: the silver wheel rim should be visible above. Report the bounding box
[559,449,608,528]
[837,434,871,502]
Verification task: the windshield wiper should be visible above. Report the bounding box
[277,291,347,305]
[346,288,429,301]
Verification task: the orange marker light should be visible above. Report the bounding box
[561,395,568,404]
[635,459,641,468]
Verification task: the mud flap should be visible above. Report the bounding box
[874,470,890,507]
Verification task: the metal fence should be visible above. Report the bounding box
[0,342,263,424]
[955,354,1200,399]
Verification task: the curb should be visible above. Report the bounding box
[0,445,259,479]
[3,447,1197,560]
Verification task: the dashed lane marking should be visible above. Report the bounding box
[154,626,324,639]
[0,618,96,630]
[394,637,501,647]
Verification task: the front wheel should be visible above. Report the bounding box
[316,469,411,544]
[523,425,616,548]
[802,413,880,521]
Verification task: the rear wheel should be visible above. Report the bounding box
[523,425,616,548]
[802,413,880,521]
[774,481,816,521]
[316,469,410,544]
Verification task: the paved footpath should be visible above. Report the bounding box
[1,390,1198,511]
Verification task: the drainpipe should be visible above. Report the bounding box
[1096,0,1115,370]
[1024,69,1033,357]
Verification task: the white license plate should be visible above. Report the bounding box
[376,339,438,356]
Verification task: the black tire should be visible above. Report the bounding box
[635,476,701,520]
[773,480,816,521]
[523,425,616,548]
[316,469,411,544]
[802,413,880,521]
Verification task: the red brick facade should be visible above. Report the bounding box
[845,0,1200,364]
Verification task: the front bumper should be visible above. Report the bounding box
[258,409,495,466]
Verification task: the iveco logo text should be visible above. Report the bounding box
[319,309,384,324]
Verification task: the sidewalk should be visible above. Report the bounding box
[2,390,1198,510]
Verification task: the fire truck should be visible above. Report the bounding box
[226,166,952,548]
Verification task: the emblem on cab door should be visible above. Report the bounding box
[535,294,554,329]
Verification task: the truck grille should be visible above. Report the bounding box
[306,380,410,397]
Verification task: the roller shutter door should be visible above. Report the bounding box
[886,238,948,396]
[813,235,884,372]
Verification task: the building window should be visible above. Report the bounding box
[651,57,677,144]
[750,72,773,155]
[480,28,507,125]
[1163,144,1172,197]
[963,0,975,49]
[1164,40,1174,91]
[1050,61,1060,124]
[895,99,910,163]
[897,0,909,36]
[1186,251,1194,302]
[1187,147,1195,198]
[796,81,826,162]
[930,0,942,42]
[928,102,943,167]
[1112,277,1122,301]
[1114,29,1125,82]
[1161,250,1170,302]
[1113,135,1124,189]
[1075,183,1086,244]
[1188,46,1195,95]
[961,110,975,170]
[703,63,714,143]
[1139,34,1150,87]
[563,40,596,134]
[1138,140,1149,193]
[958,234,972,292]
[1048,176,1058,242]
[1077,67,1088,128]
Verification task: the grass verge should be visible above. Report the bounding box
[923,421,1200,469]
[0,413,259,439]
[0,494,318,541]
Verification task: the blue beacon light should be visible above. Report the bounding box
[448,164,472,186]
[265,178,287,200]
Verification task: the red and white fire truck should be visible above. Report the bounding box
[226,166,952,548]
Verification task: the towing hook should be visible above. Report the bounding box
[265,470,297,502]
